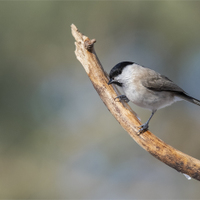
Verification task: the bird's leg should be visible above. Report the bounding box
[114,95,130,103]
[138,110,156,134]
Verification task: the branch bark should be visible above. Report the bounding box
[71,24,200,181]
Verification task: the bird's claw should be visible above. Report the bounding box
[137,123,149,135]
[114,95,130,103]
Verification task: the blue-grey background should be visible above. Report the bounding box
[1,1,200,199]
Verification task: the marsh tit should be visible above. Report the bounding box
[108,61,200,134]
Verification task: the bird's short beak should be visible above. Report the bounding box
[108,79,114,85]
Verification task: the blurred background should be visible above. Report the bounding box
[1,1,200,199]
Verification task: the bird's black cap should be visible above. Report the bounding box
[108,61,134,86]
[109,61,134,79]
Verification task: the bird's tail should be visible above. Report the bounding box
[178,93,200,106]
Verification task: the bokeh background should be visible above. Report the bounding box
[1,1,200,199]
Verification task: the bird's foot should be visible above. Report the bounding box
[137,123,149,135]
[114,95,130,103]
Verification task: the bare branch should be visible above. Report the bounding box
[71,24,200,181]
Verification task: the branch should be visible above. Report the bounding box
[71,24,200,181]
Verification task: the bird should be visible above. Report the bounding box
[108,61,200,134]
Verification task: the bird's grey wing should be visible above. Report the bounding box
[142,74,185,93]
[142,71,200,107]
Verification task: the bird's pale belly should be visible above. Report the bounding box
[124,87,179,111]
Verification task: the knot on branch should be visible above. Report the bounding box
[84,38,96,52]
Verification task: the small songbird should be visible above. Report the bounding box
[108,61,200,133]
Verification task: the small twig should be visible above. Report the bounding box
[71,24,200,181]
